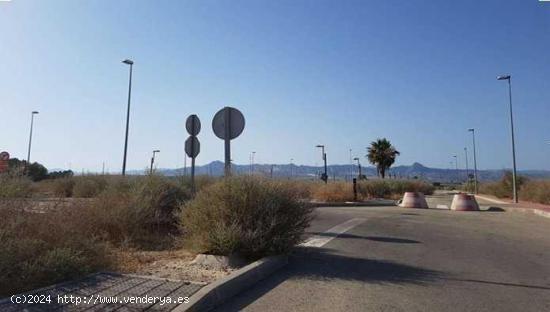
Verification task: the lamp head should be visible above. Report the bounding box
[497,75,510,80]
[122,59,134,65]
[32,111,39,114]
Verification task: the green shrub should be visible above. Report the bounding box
[0,175,32,198]
[181,176,313,260]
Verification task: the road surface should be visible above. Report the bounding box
[215,193,550,312]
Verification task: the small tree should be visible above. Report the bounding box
[367,138,400,179]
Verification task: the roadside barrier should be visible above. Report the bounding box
[450,193,480,211]
[399,192,428,209]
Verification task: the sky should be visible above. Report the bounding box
[1,0,549,173]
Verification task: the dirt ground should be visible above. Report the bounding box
[113,249,234,284]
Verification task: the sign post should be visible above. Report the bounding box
[185,114,201,193]
[212,107,245,177]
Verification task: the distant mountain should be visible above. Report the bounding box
[131,161,550,182]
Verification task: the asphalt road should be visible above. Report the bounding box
[214,193,550,312]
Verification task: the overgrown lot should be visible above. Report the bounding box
[478,171,550,205]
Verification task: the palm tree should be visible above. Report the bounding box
[367,138,400,179]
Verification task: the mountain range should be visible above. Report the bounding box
[129,161,550,182]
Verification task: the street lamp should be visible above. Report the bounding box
[316,145,327,183]
[464,147,469,183]
[353,157,362,179]
[453,155,458,183]
[121,59,134,176]
[149,150,160,175]
[497,74,518,203]
[27,111,39,169]
[468,129,478,194]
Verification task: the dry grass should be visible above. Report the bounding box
[311,182,355,202]
[0,201,112,297]
[357,179,435,199]
[520,180,550,205]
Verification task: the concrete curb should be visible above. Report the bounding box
[308,200,397,208]
[175,255,289,312]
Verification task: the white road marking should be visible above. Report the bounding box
[436,204,449,209]
[475,195,508,205]
[300,218,366,248]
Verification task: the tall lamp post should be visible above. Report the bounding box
[497,74,518,203]
[121,59,134,176]
[468,128,478,194]
[150,150,160,175]
[316,145,327,183]
[464,147,469,183]
[27,111,39,169]
[353,157,362,179]
[453,155,458,183]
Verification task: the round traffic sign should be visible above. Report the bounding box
[185,114,201,136]
[185,136,200,158]
[212,107,245,140]
[0,151,9,161]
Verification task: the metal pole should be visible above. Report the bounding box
[507,79,518,203]
[464,147,469,183]
[27,111,37,166]
[453,155,458,183]
[122,61,133,176]
[471,129,478,194]
[349,148,352,181]
[150,156,154,175]
[323,149,328,184]
[224,107,231,177]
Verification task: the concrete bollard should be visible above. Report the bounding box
[450,193,480,211]
[399,192,429,209]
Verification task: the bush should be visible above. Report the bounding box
[80,175,189,248]
[357,179,435,199]
[518,180,550,205]
[181,176,313,260]
[52,177,76,197]
[479,171,527,199]
[73,176,108,197]
[0,175,32,198]
[311,182,355,202]
[0,203,111,296]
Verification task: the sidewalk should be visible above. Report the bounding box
[475,194,550,219]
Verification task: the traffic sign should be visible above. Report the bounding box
[186,114,201,136]
[185,136,200,158]
[212,107,245,140]
[0,152,9,161]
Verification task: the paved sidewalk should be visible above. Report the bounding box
[0,272,203,311]
[475,194,550,218]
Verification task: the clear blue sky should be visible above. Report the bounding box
[1,0,549,172]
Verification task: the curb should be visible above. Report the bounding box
[308,200,397,208]
[175,255,289,312]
